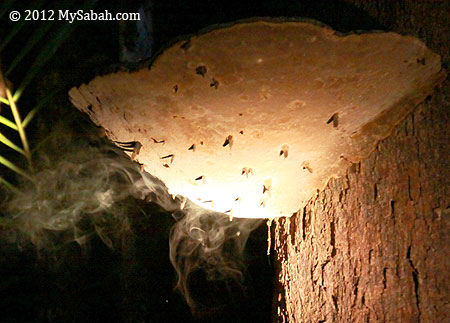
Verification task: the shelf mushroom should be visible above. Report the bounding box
[69,19,445,219]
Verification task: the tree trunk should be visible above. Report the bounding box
[272,1,450,322]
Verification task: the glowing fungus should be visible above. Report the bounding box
[70,20,445,218]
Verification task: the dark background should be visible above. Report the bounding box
[0,1,382,322]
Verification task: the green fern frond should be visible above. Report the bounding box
[0,0,90,192]
[0,176,20,195]
[0,115,17,130]
[0,155,32,181]
[0,95,8,105]
[5,88,32,170]
[0,132,25,155]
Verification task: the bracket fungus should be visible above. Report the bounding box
[69,20,445,219]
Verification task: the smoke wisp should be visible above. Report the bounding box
[170,202,261,311]
[5,141,177,249]
[2,133,261,311]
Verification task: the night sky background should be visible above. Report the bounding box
[0,1,382,322]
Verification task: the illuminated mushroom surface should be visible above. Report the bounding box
[69,20,445,219]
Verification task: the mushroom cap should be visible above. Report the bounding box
[70,20,445,218]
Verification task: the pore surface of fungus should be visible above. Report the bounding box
[69,20,445,218]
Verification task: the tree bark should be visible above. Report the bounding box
[272,1,450,322]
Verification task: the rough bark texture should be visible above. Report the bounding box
[272,1,449,322]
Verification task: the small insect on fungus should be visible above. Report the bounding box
[417,58,426,65]
[180,197,187,210]
[223,135,234,148]
[280,144,289,158]
[131,142,143,160]
[326,112,339,128]
[151,137,165,144]
[263,178,272,195]
[201,200,214,207]
[241,167,254,177]
[180,40,191,51]
[114,141,143,160]
[224,209,234,221]
[210,78,219,89]
[301,161,313,173]
[114,140,138,152]
[195,175,205,184]
[160,154,175,164]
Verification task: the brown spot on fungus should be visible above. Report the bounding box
[195,65,207,77]
[173,85,178,93]
[188,144,196,151]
